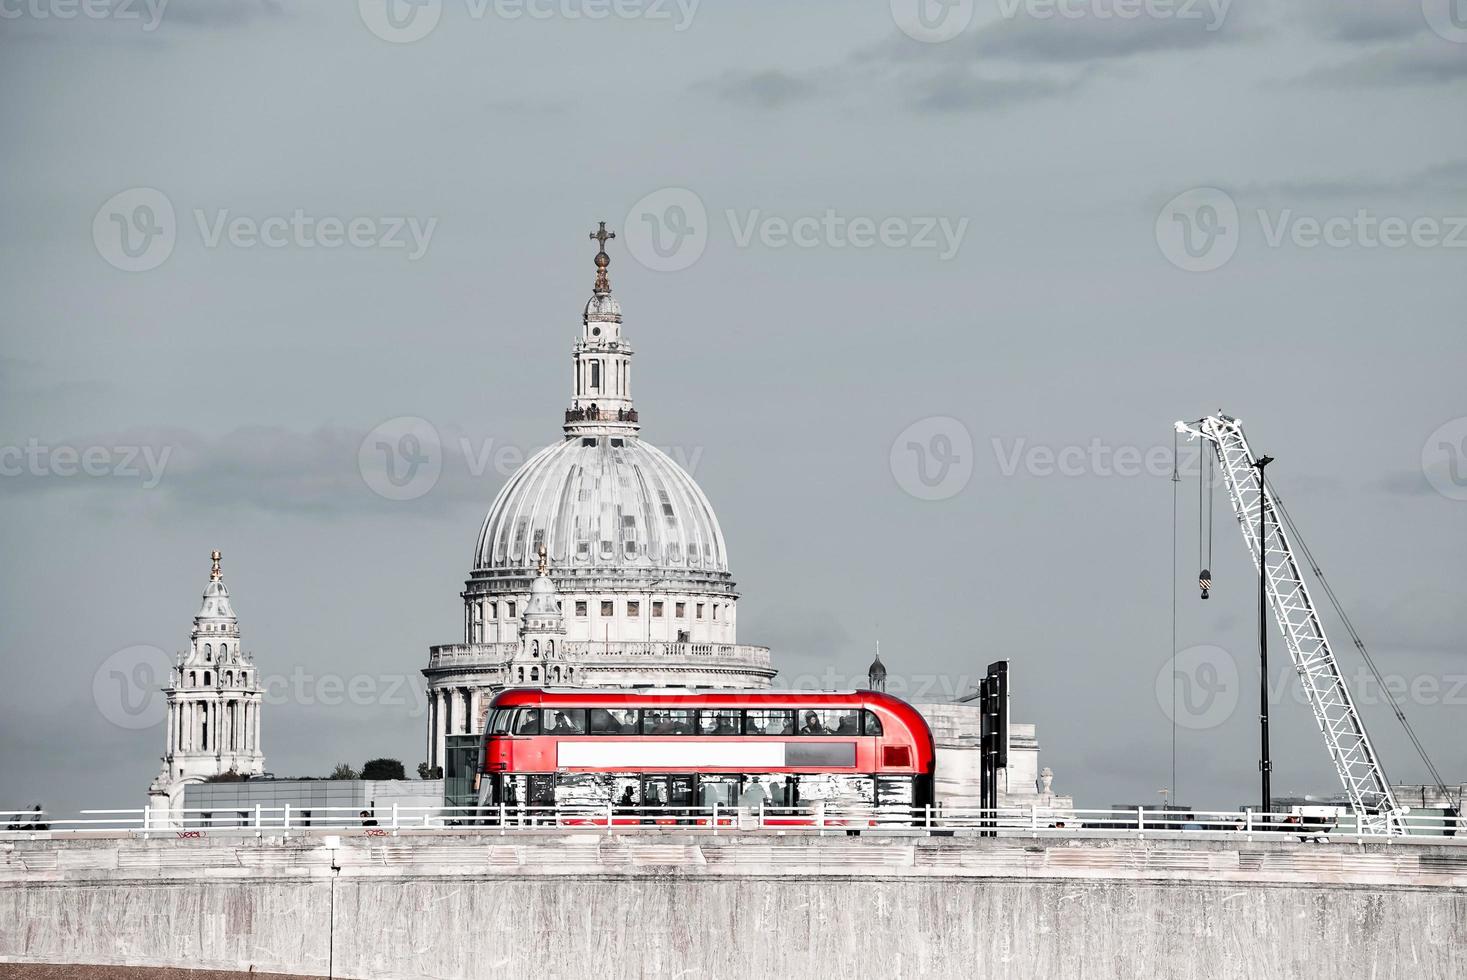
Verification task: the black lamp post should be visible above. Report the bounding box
[1254,455,1274,817]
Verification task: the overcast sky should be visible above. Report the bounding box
[2,0,1465,817]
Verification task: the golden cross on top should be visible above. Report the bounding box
[589,221,615,251]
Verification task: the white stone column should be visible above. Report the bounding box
[433,689,447,771]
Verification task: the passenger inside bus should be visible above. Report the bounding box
[799,711,829,735]
[548,711,581,734]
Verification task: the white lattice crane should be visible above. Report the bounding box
[1175,413,1406,835]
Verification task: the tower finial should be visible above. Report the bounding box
[210,549,222,582]
[588,221,615,294]
[537,542,548,577]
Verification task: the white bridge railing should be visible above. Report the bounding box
[2,805,1463,841]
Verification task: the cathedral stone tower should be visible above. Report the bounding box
[147,551,265,823]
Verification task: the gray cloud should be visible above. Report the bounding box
[1236,159,1467,203]
[706,7,1245,115]
[908,65,1088,112]
[699,70,821,109]
[960,8,1245,64]
[1297,42,1467,87]
[1293,0,1431,45]
[0,424,505,517]
[142,0,286,29]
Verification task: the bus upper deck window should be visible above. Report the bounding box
[542,709,587,734]
[696,709,742,735]
[512,708,541,735]
[642,709,693,735]
[590,708,639,734]
[862,711,884,736]
[799,709,859,736]
[744,710,794,735]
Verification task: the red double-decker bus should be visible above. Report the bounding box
[476,688,935,821]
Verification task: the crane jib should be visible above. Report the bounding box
[1174,414,1407,836]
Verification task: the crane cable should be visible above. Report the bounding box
[1266,479,1452,801]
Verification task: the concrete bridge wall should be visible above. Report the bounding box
[4,833,1466,979]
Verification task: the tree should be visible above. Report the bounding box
[329,763,359,780]
[416,761,433,779]
[361,758,406,781]
[205,769,246,783]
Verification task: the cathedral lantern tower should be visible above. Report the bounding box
[148,550,265,822]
